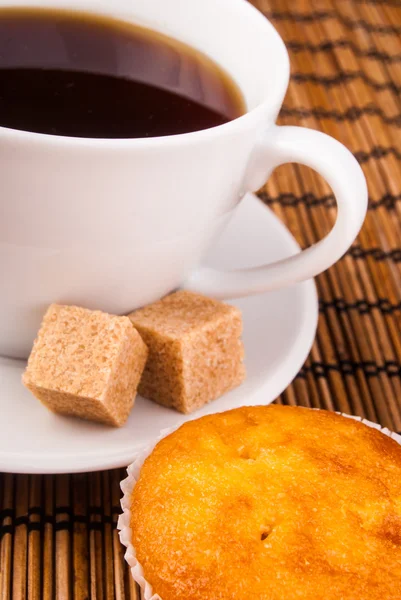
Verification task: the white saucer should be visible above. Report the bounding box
[0,194,318,474]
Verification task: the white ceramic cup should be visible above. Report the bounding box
[0,0,368,359]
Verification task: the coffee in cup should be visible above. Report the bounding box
[0,7,246,138]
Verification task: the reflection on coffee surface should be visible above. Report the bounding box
[0,7,246,138]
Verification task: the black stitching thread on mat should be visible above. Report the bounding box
[0,506,121,521]
[0,520,114,540]
[264,10,401,35]
[351,0,401,6]
[340,18,401,35]
[54,505,78,515]
[259,191,401,210]
[0,505,122,519]
[264,10,335,23]
[280,105,401,127]
[0,505,120,523]
[287,40,401,64]
[0,508,14,520]
[0,512,119,541]
[348,246,401,262]
[297,361,401,379]
[369,193,401,209]
[291,71,401,93]
[259,191,336,208]
[355,146,401,163]
[319,298,401,314]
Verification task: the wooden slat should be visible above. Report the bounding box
[12,475,28,600]
[27,476,42,600]
[42,476,54,600]
[72,474,89,600]
[55,475,71,600]
[0,475,14,600]
[89,473,104,600]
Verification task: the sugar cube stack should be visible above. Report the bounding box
[23,304,148,427]
[129,290,245,414]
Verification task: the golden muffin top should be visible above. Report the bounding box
[131,405,401,600]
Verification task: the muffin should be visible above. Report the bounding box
[122,406,401,600]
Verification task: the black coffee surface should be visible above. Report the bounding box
[0,8,245,138]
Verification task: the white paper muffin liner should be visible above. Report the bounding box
[117,413,401,600]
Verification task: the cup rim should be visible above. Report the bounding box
[0,0,290,148]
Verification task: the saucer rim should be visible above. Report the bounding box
[0,193,318,473]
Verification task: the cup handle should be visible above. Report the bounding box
[185,125,368,298]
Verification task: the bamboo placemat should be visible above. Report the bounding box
[2,0,401,598]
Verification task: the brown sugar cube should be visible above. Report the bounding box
[129,290,245,414]
[22,304,148,427]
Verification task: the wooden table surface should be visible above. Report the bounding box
[2,0,401,598]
